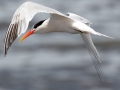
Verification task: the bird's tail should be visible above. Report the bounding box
[94,31,113,39]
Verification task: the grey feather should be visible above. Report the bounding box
[4,1,69,56]
[80,33,103,84]
[67,12,91,26]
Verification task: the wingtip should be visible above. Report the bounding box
[100,78,104,87]
[4,48,6,57]
[4,52,7,57]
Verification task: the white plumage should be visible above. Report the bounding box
[4,1,113,84]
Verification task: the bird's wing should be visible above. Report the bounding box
[67,12,92,26]
[4,1,70,56]
[80,33,103,83]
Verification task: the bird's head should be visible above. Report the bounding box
[20,19,46,42]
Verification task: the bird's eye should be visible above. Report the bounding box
[67,13,69,16]
[33,19,46,28]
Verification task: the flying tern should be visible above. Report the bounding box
[4,1,113,83]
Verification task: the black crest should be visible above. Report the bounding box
[33,19,46,28]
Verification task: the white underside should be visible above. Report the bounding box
[35,14,112,39]
[35,16,91,34]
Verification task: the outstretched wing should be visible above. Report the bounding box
[4,1,69,56]
[80,33,103,84]
[67,12,92,26]
[68,12,103,83]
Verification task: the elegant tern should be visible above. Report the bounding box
[4,1,113,83]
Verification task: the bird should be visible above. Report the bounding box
[4,1,113,84]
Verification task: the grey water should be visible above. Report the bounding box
[0,0,120,90]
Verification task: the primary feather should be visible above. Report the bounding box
[80,33,103,83]
[4,1,69,56]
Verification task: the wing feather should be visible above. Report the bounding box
[4,1,69,56]
[4,23,18,56]
[80,33,103,84]
[67,12,92,26]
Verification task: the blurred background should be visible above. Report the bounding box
[0,0,120,90]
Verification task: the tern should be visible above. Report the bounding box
[4,1,113,83]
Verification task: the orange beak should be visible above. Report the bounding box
[19,30,35,42]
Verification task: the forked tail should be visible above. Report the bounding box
[94,31,113,39]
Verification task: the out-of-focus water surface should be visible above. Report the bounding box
[0,0,120,90]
